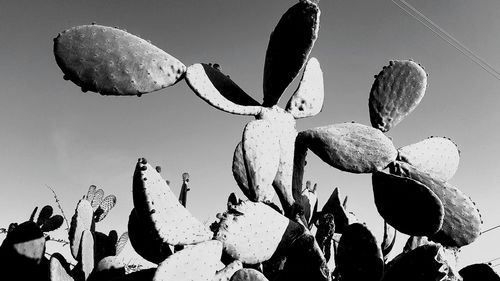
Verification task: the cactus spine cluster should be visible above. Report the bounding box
[0,0,496,281]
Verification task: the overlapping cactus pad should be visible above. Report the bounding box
[1,0,491,281]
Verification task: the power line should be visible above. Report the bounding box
[482,224,500,235]
[391,0,500,81]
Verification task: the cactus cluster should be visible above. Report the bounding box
[0,0,497,280]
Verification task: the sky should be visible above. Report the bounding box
[0,0,499,269]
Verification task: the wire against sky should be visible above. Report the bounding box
[391,0,500,81]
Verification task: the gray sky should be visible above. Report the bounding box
[0,0,499,268]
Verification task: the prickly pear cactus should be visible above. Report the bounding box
[39,0,491,281]
[54,24,186,96]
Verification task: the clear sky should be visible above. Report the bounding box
[0,0,499,269]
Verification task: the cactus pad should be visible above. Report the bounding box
[372,170,444,236]
[383,244,456,281]
[232,141,252,199]
[49,254,73,281]
[76,230,94,281]
[37,205,53,226]
[153,240,222,281]
[242,120,281,202]
[127,208,173,264]
[369,60,427,132]
[54,24,186,96]
[214,260,243,281]
[41,215,64,232]
[213,200,304,264]
[459,263,500,281]
[398,136,460,181]
[263,0,320,107]
[69,199,94,260]
[95,194,117,222]
[336,223,384,281]
[230,268,269,281]
[132,158,212,245]
[300,123,397,173]
[285,57,324,119]
[381,222,397,260]
[186,64,262,115]
[392,161,482,247]
[321,187,350,234]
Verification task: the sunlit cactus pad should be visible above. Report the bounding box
[54,24,186,96]
[132,158,212,246]
[369,60,427,132]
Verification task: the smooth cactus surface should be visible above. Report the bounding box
[285,57,324,119]
[398,136,460,182]
[54,25,186,96]
[262,0,320,107]
[132,158,212,245]
[369,60,427,132]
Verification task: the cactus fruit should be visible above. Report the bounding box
[397,136,460,182]
[299,123,398,173]
[185,64,263,116]
[230,268,270,281]
[68,198,94,260]
[336,223,384,281]
[262,0,320,107]
[390,161,482,247]
[369,60,427,132]
[127,208,173,264]
[54,25,186,96]
[152,240,222,281]
[178,172,190,207]
[285,57,324,119]
[372,170,444,236]
[459,263,500,281]
[213,260,243,281]
[132,158,212,245]
[213,200,304,264]
[242,120,281,202]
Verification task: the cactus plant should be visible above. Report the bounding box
[0,0,486,280]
